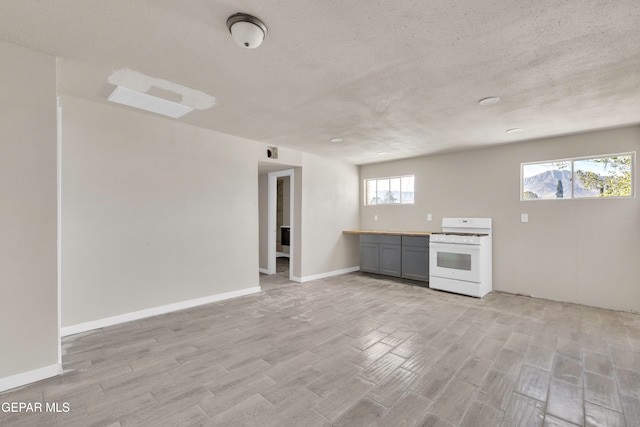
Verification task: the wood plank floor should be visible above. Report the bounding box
[2,270,640,426]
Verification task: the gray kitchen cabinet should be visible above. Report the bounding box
[359,242,379,274]
[358,233,430,281]
[401,235,430,282]
[359,234,402,278]
[380,243,402,277]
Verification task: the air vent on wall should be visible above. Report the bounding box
[267,146,278,159]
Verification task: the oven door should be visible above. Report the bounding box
[429,242,482,283]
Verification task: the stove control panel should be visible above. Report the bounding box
[431,234,485,245]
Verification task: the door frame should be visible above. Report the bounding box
[56,96,62,365]
[267,168,294,279]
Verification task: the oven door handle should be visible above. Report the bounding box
[429,242,481,250]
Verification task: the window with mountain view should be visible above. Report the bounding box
[365,175,414,205]
[521,153,634,200]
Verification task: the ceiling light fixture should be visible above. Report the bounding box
[226,13,268,49]
[478,96,501,106]
[107,86,193,118]
[330,138,343,143]
[506,128,523,134]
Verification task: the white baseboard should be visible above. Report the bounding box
[275,252,290,258]
[0,363,62,393]
[61,286,261,337]
[292,266,360,283]
[259,268,271,275]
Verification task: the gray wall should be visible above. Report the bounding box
[0,41,58,379]
[360,126,640,312]
[61,95,262,327]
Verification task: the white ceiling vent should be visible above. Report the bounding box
[107,86,194,118]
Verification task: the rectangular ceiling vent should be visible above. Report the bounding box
[107,86,193,119]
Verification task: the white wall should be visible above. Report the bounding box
[62,95,361,328]
[360,126,640,312]
[61,95,262,328]
[0,42,58,384]
[299,153,360,279]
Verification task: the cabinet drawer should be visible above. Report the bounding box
[360,234,401,245]
[378,235,401,245]
[360,234,379,244]
[402,236,429,248]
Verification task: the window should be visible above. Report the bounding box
[365,175,414,205]
[521,152,634,200]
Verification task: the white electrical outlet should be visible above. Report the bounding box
[374,215,378,221]
[521,213,528,223]
[427,213,433,221]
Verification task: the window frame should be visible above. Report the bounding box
[520,151,635,201]
[364,175,415,206]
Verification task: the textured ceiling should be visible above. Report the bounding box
[1,0,639,164]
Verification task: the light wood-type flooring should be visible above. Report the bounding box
[2,268,640,426]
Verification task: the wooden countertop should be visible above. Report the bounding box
[343,230,433,236]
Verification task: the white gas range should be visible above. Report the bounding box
[429,218,492,298]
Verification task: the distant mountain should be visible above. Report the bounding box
[369,191,414,204]
[523,169,600,199]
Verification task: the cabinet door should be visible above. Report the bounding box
[360,242,380,274]
[379,244,402,277]
[401,245,429,282]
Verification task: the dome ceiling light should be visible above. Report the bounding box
[478,96,501,106]
[226,13,268,49]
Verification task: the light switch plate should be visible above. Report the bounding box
[374,215,378,221]
[521,213,528,223]
[427,213,433,221]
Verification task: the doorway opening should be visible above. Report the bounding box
[275,175,290,277]
[267,169,294,280]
